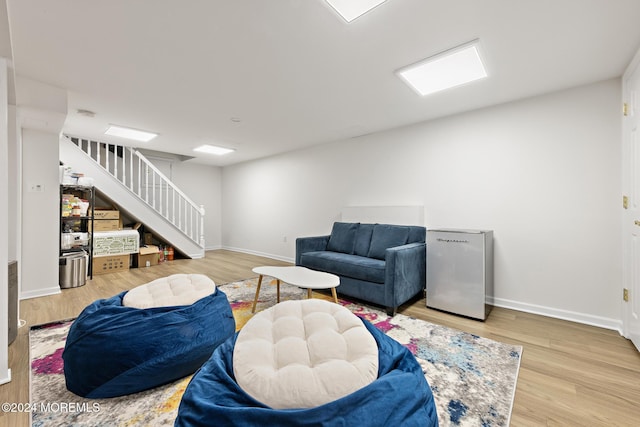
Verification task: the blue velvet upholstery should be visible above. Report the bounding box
[326,222,358,253]
[300,251,386,283]
[62,289,235,398]
[296,222,426,315]
[367,224,410,260]
[175,318,438,427]
[353,223,374,256]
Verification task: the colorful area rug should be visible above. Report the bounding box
[30,276,522,426]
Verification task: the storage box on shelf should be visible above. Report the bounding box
[94,219,122,232]
[93,208,119,219]
[144,233,154,245]
[93,208,122,231]
[61,232,89,250]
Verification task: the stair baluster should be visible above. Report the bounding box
[64,135,205,250]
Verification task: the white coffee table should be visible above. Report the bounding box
[251,266,340,313]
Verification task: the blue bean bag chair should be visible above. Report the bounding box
[63,279,235,398]
[175,313,438,427]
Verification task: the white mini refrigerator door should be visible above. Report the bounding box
[426,229,494,320]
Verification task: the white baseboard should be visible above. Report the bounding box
[221,246,294,264]
[489,296,623,333]
[186,245,222,259]
[186,246,627,333]
[20,286,61,301]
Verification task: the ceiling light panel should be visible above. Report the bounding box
[104,125,158,142]
[193,145,235,156]
[325,0,388,22]
[397,41,488,96]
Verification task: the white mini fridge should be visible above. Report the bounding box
[426,229,494,321]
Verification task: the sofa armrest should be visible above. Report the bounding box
[295,235,330,265]
[384,242,426,311]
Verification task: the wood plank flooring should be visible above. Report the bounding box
[1,249,639,426]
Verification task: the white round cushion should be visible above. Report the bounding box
[233,299,379,409]
[122,273,216,309]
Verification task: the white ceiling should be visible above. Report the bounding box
[6,0,640,166]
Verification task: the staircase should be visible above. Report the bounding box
[59,135,205,259]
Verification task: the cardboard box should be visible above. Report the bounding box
[143,232,154,245]
[93,209,119,220]
[93,218,123,232]
[93,230,140,256]
[136,245,160,267]
[93,254,129,275]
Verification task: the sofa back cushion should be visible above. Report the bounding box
[353,223,374,256]
[325,222,425,258]
[367,224,410,260]
[326,222,358,254]
[407,226,426,244]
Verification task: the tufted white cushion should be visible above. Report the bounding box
[233,299,379,409]
[122,273,216,309]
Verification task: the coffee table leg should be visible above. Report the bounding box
[307,288,313,299]
[252,275,263,313]
[331,287,338,303]
[277,279,281,303]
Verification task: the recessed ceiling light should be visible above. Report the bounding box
[193,145,235,156]
[325,0,388,22]
[104,124,158,142]
[397,40,488,96]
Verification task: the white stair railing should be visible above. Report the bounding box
[65,135,205,248]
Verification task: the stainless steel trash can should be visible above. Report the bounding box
[59,252,88,288]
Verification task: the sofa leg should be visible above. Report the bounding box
[386,306,396,317]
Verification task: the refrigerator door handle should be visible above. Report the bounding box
[436,238,469,243]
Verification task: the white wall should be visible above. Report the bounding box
[171,161,222,250]
[222,79,622,329]
[7,105,18,262]
[21,128,60,299]
[0,56,11,385]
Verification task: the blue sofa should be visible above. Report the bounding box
[296,222,426,315]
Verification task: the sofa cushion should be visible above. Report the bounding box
[299,251,386,284]
[353,223,374,257]
[326,222,358,254]
[407,226,426,244]
[367,225,410,260]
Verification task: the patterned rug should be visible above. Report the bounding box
[30,277,522,426]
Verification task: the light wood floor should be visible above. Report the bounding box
[1,249,639,426]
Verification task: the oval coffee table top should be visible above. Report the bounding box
[252,266,339,289]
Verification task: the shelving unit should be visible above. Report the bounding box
[60,185,95,280]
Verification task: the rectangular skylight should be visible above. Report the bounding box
[104,124,158,142]
[193,145,235,156]
[397,40,488,96]
[325,0,388,22]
